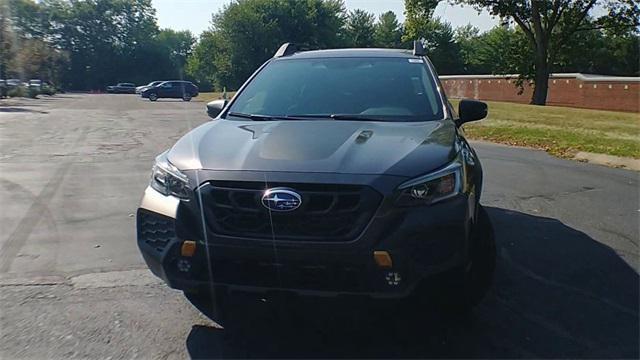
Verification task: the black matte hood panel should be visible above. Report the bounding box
[167,119,456,178]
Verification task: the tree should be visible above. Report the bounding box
[10,38,67,81]
[48,2,193,88]
[598,29,638,76]
[554,23,639,76]
[469,26,532,79]
[53,0,160,89]
[425,19,465,74]
[187,0,347,90]
[455,25,487,73]
[155,29,196,78]
[403,0,440,41]
[186,30,226,90]
[3,0,69,83]
[0,0,13,79]
[374,11,403,48]
[7,0,50,39]
[404,15,465,74]
[345,9,376,47]
[403,0,465,74]
[455,0,640,105]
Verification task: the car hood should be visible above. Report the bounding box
[168,119,457,178]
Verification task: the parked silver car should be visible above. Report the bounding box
[136,81,163,94]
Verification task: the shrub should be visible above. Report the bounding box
[7,86,26,98]
[42,85,56,96]
[27,87,40,98]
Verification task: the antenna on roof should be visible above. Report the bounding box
[413,40,426,56]
[274,43,297,58]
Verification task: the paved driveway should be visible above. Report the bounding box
[0,94,637,359]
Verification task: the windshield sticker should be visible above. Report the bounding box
[408,58,424,63]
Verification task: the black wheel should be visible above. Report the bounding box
[446,205,496,309]
[412,205,496,312]
[148,93,158,101]
[184,289,227,322]
[185,289,283,343]
[182,94,192,101]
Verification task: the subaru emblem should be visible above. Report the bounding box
[261,188,302,212]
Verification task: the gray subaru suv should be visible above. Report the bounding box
[136,42,495,327]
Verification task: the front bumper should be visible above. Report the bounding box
[137,178,475,298]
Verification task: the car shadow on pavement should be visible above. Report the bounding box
[185,206,639,359]
[0,107,49,114]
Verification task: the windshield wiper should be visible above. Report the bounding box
[329,114,387,121]
[287,114,388,121]
[229,112,394,122]
[227,112,276,121]
[227,112,310,121]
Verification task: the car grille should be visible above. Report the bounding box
[197,181,382,242]
[137,210,176,252]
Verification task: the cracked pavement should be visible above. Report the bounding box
[0,94,638,359]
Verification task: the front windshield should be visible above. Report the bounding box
[228,57,444,121]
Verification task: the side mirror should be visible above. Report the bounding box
[456,99,487,126]
[206,99,226,119]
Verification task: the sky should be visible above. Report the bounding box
[152,0,499,37]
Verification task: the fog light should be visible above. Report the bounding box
[177,259,191,272]
[374,251,393,268]
[181,240,196,257]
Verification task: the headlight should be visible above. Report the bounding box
[396,154,464,207]
[150,152,191,199]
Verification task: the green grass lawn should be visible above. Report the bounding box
[196,91,236,103]
[452,99,640,159]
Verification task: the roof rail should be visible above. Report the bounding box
[274,43,297,58]
[413,40,426,56]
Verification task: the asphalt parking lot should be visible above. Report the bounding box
[0,94,638,359]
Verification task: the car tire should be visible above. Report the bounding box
[446,205,496,309]
[184,289,274,340]
[182,94,192,102]
[184,290,226,321]
[412,205,496,313]
[148,93,158,101]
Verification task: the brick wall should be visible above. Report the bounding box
[440,73,640,113]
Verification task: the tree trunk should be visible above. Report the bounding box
[531,45,550,105]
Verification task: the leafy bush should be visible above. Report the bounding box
[7,86,26,98]
[6,86,42,98]
[42,85,56,96]
[27,87,40,98]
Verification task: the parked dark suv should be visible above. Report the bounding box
[141,80,199,101]
[137,42,495,329]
